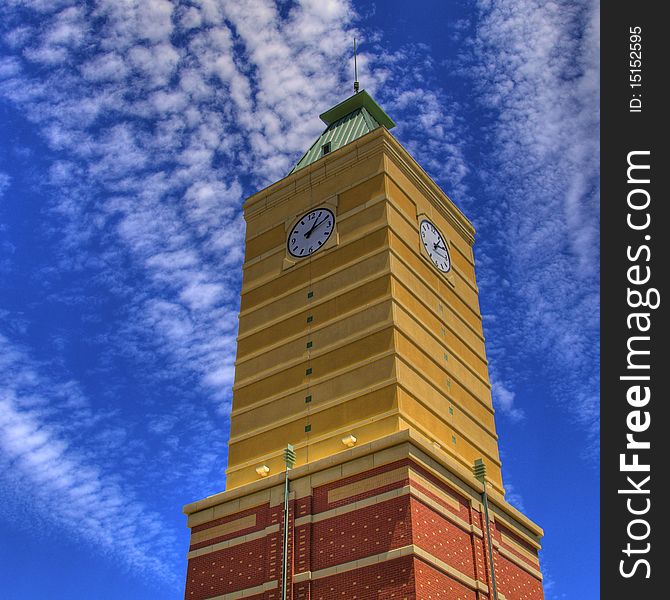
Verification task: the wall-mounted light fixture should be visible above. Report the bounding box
[255,465,270,477]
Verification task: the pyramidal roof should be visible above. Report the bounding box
[289,90,395,174]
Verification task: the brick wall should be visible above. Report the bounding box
[496,553,544,600]
[311,495,411,571]
[186,535,273,598]
[414,558,479,600]
[410,498,476,579]
[184,458,543,600]
[311,555,415,600]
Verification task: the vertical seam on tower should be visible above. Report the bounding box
[305,234,313,463]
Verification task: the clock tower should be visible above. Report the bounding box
[183,91,545,600]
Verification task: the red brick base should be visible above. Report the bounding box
[184,458,543,600]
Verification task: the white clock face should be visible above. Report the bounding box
[287,208,335,258]
[420,219,451,273]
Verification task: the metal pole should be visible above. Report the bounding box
[353,38,359,93]
[281,466,290,600]
[281,444,295,600]
[473,458,498,600]
[481,479,499,600]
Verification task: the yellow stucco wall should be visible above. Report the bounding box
[226,129,504,495]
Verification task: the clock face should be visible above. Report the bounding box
[420,219,451,273]
[287,208,335,258]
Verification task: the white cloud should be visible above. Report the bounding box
[0,172,10,197]
[0,57,22,79]
[464,0,599,447]
[502,480,526,512]
[179,280,226,310]
[81,52,128,81]
[491,380,525,423]
[179,6,203,30]
[20,4,86,64]
[0,334,177,583]
[0,0,361,418]
[137,0,174,42]
[0,4,599,594]
[127,42,181,87]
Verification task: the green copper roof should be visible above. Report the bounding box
[289,90,395,174]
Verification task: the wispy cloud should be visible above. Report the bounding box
[491,379,525,423]
[0,0,360,581]
[0,333,178,584]
[357,41,473,202]
[0,0,359,404]
[463,0,600,450]
[1,2,598,594]
[0,172,10,196]
[345,1,600,446]
[502,479,526,513]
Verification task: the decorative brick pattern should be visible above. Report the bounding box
[190,515,258,550]
[296,495,312,518]
[190,505,271,551]
[498,524,541,569]
[497,554,544,600]
[410,498,476,579]
[409,471,461,511]
[408,463,471,524]
[185,536,271,599]
[311,555,415,600]
[295,523,311,574]
[313,460,411,513]
[312,496,412,571]
[414,558,478,600]
[184,459,543,600]
[469,509,491,591]
[327,467,408,504]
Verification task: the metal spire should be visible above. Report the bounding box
[353,38,359,94]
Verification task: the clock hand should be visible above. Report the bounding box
[303,216,321,237]
[305,216,329,238]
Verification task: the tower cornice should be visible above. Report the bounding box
[244,128,476,247]
[183,427,544,544]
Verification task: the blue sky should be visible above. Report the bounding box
[0,1,599,599]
